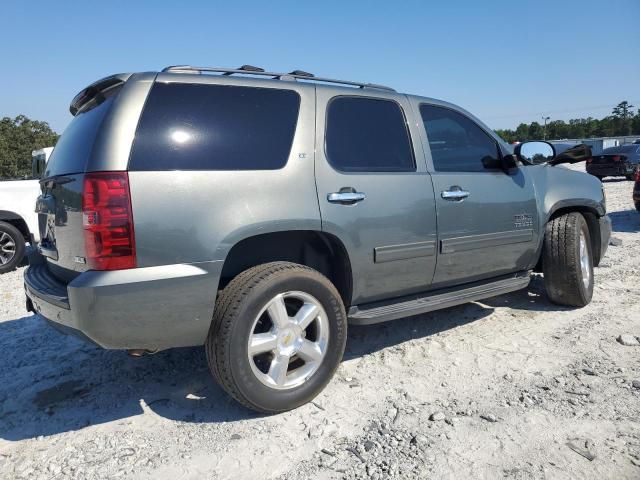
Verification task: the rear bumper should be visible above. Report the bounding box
[25,254,223,351]
[587,163,634,177]
[598,214,612,263]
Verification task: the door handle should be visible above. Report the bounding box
[327,191,366,204]
[441,187,469,201]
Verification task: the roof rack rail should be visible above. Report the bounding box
[161,65,395,92]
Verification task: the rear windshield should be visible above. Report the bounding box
[602,145,639,154]
[44,93,118,177]
[129,83,300,171]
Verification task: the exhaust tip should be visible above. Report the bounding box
[127,349,157,357]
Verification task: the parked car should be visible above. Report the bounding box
[0,148,53,273]
[25,65,611,413]
[586,144,640,180]
[634,166,640,211]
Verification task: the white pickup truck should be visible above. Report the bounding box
[0,147,53,273]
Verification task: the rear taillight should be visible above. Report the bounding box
[586,157,592,164]
[612,155,621,162]
[635,168,640,182]
[82,172,136,270]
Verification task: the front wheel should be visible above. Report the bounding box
[542,212,594,307]
[206,262,347,413]
[0,221,25,274]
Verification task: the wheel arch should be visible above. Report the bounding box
[0,211,31,241]
[536,203,604,269]
[219,230,353,308]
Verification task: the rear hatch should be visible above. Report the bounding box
[36,76,128,282]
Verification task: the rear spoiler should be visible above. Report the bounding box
[69,73,132,116]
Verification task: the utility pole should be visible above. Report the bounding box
[542,115,551,140]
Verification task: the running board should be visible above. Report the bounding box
[348,273,531,325]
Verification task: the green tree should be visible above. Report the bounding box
[611,101,635,135]
[612,100,635,120]
[0,115,59,179]
[495,101,640,143]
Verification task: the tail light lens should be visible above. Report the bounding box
[586,157,592,164]
[82,172,136,270]
[635,168,640,182]
[612,155,621,162]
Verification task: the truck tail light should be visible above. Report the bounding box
[611,155,621,162]
[635,168,640,182]
[82,172,136,270]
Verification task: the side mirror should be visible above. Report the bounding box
[515,141,555,164]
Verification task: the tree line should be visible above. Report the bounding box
[0,115,59,179]
[495,101,640,144]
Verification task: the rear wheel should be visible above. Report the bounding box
[542,212,594,307]
[0,221,25,274]
[206,262,347,413]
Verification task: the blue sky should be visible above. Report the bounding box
[1,0,638,133]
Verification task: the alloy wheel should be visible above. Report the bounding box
[247,291,329,390]
[0,232,16,265]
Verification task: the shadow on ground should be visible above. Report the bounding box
[609,209,639,233]
[0,274,566,442]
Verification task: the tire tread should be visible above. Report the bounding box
[542,212,592,307]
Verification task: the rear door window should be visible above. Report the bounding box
[325,96,415,172]
[129,83,300,171]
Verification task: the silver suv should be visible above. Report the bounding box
[25,65,611,412]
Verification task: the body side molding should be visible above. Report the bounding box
[440,229,533,254]
[374,240,436,263]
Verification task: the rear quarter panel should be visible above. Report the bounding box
[128,78,319,268]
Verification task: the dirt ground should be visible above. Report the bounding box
[1,166,638,480]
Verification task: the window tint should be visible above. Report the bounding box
[420,104,500,172]
[326,97,415,172]
[45,92,118,177]
[129,83,300,171]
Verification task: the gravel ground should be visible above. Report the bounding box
[1,166,639,479]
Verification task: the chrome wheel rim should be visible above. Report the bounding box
[579,231,591,289]
[0,232,16,265]
[247,291,329,390]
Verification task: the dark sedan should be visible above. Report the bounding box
[587,144,640,180]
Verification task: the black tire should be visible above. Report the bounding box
[0,221,25,274]
[206,261,347,413]
[542,212,594,307]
